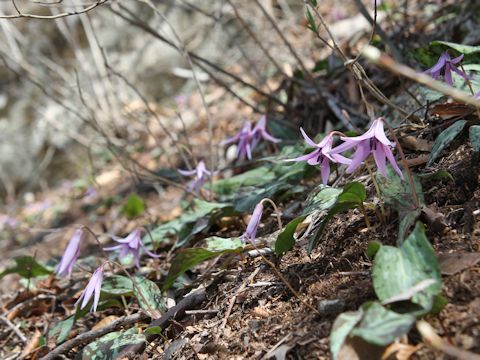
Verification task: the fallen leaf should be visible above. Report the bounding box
[400,136,433,152]
[92,315,119,331]
[20,329,41,359]
[253,307,270,318]
[438,252,480,275]
[382,342,422,360]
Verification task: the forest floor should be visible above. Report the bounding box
[1,1,480,359]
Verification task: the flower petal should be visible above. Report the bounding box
[372,142,387,177]
[300,127,319,148]
[346,142,370,173]
[384,145,404,179]
[320,157,331,185]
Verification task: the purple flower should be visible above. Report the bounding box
[56,228,84,278]
[221,121,253,160]
[104,228,160,268]
[475,91,480,100]
[222,116,280,161]
[76,264,105,312]
[285,129,351,185]
[424,51,469,86]
[178,160,212,193]
[251,115,280,149]
[240,203,263,243]
[331,117,404,179]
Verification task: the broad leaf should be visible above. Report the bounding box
[330,309,364,359]
[372,222,441,313]
[398,209,421,243]
[205,236,244,251]
[133,276,165,317]
[469,125,480,153]
[162,247,242,290]
[101,275,135,296]
[211,166,275,196]
[351,302,416,346]
[0,256,52,279]
[431,41,480,56]
[303,186,342,215]
[275,215,307,255]
[427,120,467,166]
[80,327,146,360]
[49,306,90,344]
[121,193,145,219]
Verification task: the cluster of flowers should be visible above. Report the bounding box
[178,116,280,192]
[56,228,159,312]
[424,51,480,98]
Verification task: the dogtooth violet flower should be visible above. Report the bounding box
[222,116,279,160]
[76,264,105,312]
[285,129,351,185]
[251,115,281,149]
[240,202,263,243]
[56,228,84,277]
[178,160,212,193]
[424,51,469,86]
[330,117,404,179]
[104,228,160,268]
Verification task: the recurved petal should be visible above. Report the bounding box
[320,157,331,185]
[372,143,387,177]
[450,53,464,64]
[178,168,196,176]
[284,151,319,163]
[346,142,370,173]
[384,145,404,179]
[300,127,319,148]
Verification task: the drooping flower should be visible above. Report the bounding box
[251,115,281,149]
[424,51,469,86]
[240,202,264,243]
[222,116,280,161]
[330,117,404,179]
[56,228,84,278]
[221,121,253,160]
[178,160,212,194]
[104,228,159,268]
[76,264,105,312]
[285,129,351,185]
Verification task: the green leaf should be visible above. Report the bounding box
[351,302,416,346]
[431,41,480,56]
[337,182,366,204]
[376,165,424,213]
[303,186,342,215]
[0,256,52,279]
[101,275,135,296]
[133,276,165,316]
[162,247,242,290]
[49,306,90,344]
[80,327,146,360]
[469,125,480,153]
[428,120,467,166]
[398,209,421,243]
[418,170,454,182]
[205,236,244,251]
[366,241,382,260]
[305,7,317,32]
[275,215,307,255]
[330,309,364,359]
[211,167,275,196]
[144,326,163,335]
[372,222,441,313]
[144,200,233,247]
[121,193,145,219]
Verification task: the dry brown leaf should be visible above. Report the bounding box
[382,342,422,360]
[253,307,270,318]
[20,328,41,359]
[92,315,119,331]
[400,136,433,152]
[438,252,480,275]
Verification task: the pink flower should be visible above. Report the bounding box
[285,129,351,185]
[104,228,159,268]
[222,116,280,161]
[424,51,469,86]
[76,264,105,312]
[178,160,212,193]
[56,228,84,278]
[240,203,263,243]
[251,115,280,149]
[331,117,404,179]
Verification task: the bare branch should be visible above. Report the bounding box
[0,0,108,19]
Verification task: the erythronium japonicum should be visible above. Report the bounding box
[104,228,160,268]
[76,264,105,312]
[178,160,212,194]
[56,228,84,277]
[222,116,280,160]
[330,117,404,179]
[286,129,351,185]
[424,51,469,86]
[240,202,264,243]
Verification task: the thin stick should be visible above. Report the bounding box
[0,315,27,343]
[362,45,480,108]
[0,0,107,19]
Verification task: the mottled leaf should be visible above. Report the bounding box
[205,236,244,251]
[330,309,364,359]
[275,215,307,255]
[469,125,480,153]
[427,120,467,166]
